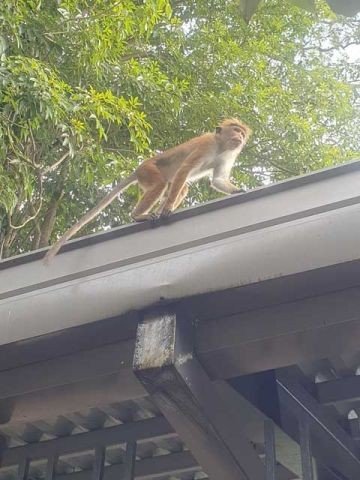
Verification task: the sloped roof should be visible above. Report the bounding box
[1,160,360,480]
[1,159,360,346]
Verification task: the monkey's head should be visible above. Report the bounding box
[215,118,252,150]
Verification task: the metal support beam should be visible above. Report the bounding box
[348,418,360,440]
[317,375,360,406]
[264,420,276,480]
[299,417,314,480]
[2,285,360,430]
[133,311,265,480]
[1,417,174,467]
[214,379,302,479]
[124,442,136,480]
[0,371,145,428]
[276,368,360,480]
[197,286,360,378]
[17,458,29,480]
[93,447,105,480]
[231,370,360,480]
[54,451,200,480]
[45,454,58,480]
[0,342,135,400]
[2,283,360,438]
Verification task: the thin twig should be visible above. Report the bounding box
[28,126,42,168]
[8,174,43,230]
[44,151,70,173]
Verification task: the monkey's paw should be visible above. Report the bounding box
[158,209,174,224]
[160,208,172,218]
[148,213,161,227]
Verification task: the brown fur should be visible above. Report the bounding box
[44,118,251,262]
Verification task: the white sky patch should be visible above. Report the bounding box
[346,44,360,62]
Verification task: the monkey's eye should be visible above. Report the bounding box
[233,127,242,132]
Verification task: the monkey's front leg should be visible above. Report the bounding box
[211,177,245,195]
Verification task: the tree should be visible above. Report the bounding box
[0,0,359,258]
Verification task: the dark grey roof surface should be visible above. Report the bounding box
[1,160,360,480]
[2,158,360,268]
[1,159,360,346]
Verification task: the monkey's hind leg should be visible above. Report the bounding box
[158,183,189,217]
[131,182,167,222]
[155,183,172,214]
[173,183,189,210]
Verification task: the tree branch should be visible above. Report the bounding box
[8,173,43,230]
[303,41,360,53]
[39,162,68,247]
[44,151,70,173]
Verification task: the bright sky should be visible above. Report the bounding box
[346,44,360,62]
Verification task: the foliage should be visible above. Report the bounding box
[0,0,359,258]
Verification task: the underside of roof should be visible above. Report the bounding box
[1,159,360,480]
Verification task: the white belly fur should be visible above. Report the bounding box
[178,143,243,183]
[189,148,241,182]
[189,168,212,181]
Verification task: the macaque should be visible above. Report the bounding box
[44,118,251,262]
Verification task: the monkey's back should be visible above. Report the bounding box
[141,133,215,181]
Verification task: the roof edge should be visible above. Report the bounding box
[1,158,359,270]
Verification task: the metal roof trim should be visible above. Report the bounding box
[1,158,359,270]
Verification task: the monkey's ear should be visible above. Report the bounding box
[215,126,222,134]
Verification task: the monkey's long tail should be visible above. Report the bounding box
[44,173,137,264]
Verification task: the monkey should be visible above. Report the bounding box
[44,118,251,262]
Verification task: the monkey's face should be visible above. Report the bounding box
[218,124,248,150]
